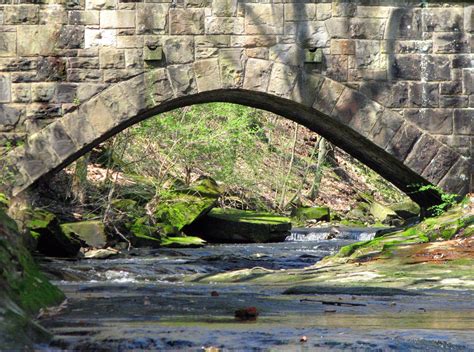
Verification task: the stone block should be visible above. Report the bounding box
[433,32,470,54]
[0,104,22,131]
[67,69,102,82]
[136,4,169,34]
[350,18,385,40]
[124,49,143,69]
[325,55,348,82]
[316,3,332,21]
[56,83,77,103]
[68,57,100,69]
[69,10,100,25]
[423,8,464,32]
[141,69,173,107]
[57,25,85,49]
[440,96,468,108]
[394,40,432,54]
[212,0,238,17]
[369,109,403,149]
[17,25,60,56]
[193,58,221,92]
[31,83,56,103]
[385,122,422,162]
[86,0,116,10]
[11,83,30,103]
[39,6,68,25]
[360,81,408,108]
[355,40,385,69]
[84,28,117,48]
[0,32,17,57]
[391,55,421,80]
[291,71,323,107]
[325,18,349,38]
[332,88,384,137]
[405,109,453,135]
[3,5,39,24]
[243,58,272,92]
[284,4,316,21]
[231,35,277,48]
[269,44,302,67]
[267,63,298,99]
[36,57,67,82]
[100,10,135,28]
[438,157,470,195]
[44,121,77,161]
[424,55,450,81]
[385,8,422,39]
[244,4,284,35]
[422,146,459,184]
[463,69,473,95]
[0,74,11,103]
[313,78,345,116]
[168,64,197,97]
[404,134,442,174]
[163,36,194,64]
[453,109,473,135]
[219,48,245,89]
[170,8,205,35]
[440,81,462,96]
[331,39,355,55]
[99,47,125,69]
[465,6,473,32]
[409,83,439,108]
[205,17,244,35]
[286,21,329,48]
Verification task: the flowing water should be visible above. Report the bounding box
[35,228,474,351]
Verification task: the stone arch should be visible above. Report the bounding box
[2,60,467,206]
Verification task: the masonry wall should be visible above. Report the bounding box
[0,0,472,191]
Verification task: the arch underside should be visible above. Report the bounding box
[2,67,469,207]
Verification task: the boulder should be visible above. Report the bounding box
[186,208,291,243]
[291,206,330,222]
[390,200,420,219]
[60,221,107,249]
[84,247,119,259]
[153,177,220,235]
[27,210,80,257]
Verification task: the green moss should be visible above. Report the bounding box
[291,206,330,222]
[209,208,290,225]
[160,236,206,248]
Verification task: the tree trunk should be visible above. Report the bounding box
[70,154,90,204]
[308,137,327,201]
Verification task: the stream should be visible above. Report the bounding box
[35,228,474,351]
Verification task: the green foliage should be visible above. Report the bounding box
[416,184,459,216]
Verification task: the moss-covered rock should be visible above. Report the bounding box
[336,199,474,261]
[0,205,64,349]
[60,221,107,249]
[186,208,291,243]
[291,206,330,222]
[27,209,80,257]
[153,177,220,235]
[390,200,420,219]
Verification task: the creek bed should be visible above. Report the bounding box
[35,228,474,351]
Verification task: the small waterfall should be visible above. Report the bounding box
[286,227,384,242]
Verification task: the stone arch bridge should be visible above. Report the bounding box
[0,0,472,206]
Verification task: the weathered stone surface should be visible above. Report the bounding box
[433,33,470,54]
[267,63,298,99]
[313,79,345,116]
[423,8,464,32]
[243,58,272,92]
[170,8,204,35]
[193,58,221,92]
[422,146,459,184]
[0,74,11,103]
[360,81,408,108]
[333,88,384,137]
[453,109,473,135]
[369,109,403,149]
[163,36,194,64]
[386,122,422,162]
[409,83,439,108]
[219,48,245,88]
[17,25,60,56]
[0,105,22,131]
[136,4,169,34]
[244,4,283,35]
[405,109,453,135]
[99,47,125,69]
[405,134,442,174]
[168,64,197,97]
